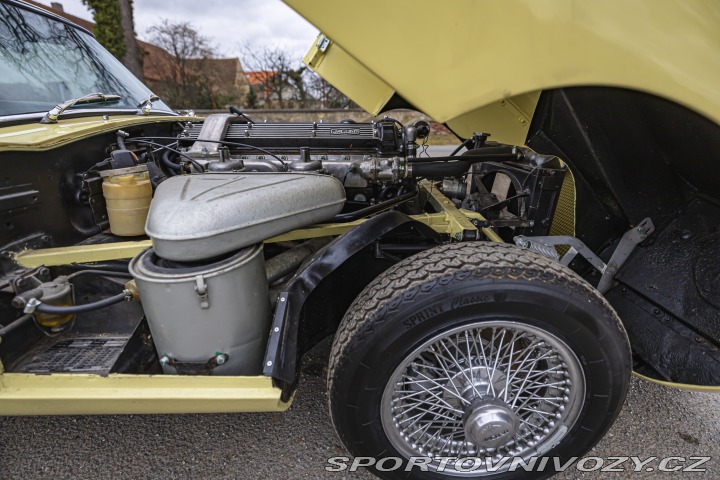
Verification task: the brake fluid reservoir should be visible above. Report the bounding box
[102,171,151,236]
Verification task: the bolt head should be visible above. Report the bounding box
[159,355,170,366]
[215,354,227,365]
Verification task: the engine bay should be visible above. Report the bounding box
[0,111,567,379]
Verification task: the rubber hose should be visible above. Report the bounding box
[161,149,183,171]
[330,189,418,223]
[34,291,130,315]
[410,160,472,179]
[67,270,133,280]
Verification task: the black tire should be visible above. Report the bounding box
[328,242,631,479]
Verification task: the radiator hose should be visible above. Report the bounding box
[409,148,522,180]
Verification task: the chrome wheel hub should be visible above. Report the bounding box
[463,398,519,450]
[381,321,585,476]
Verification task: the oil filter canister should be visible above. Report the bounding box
[129,244,271,375]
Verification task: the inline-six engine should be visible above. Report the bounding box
[12,111,565,377]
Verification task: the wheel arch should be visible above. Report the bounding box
[527,87,720,388]
[526,86,720,255]
[263,210,443,400]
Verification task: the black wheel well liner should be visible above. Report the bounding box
[263,210,443,399]
[528,87,720,386]
[526,86,720,256]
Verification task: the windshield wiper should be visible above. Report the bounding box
[40,92,122,124]
[137,94,160,115]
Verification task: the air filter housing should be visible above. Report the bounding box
[145,172,346,261]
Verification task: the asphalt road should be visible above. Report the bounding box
[0,337,718,480]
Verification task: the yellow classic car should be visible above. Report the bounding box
[1,0,718,478]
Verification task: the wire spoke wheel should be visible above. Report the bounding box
[328,243,630,480]
[380,321,584,475]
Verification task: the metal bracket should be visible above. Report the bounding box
[194,275,209,309]
[22,298,41,314]
[514,234,607,272]
[515,217,655,294]
[159,353,228,375]
[264,292,289,376]
[475,218,535,229]
[186,113,237,158]
[596,217,655,293]
[316,34,331,52]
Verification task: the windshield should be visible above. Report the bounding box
[0,3,173,117]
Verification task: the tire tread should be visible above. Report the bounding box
[327,242,630,437]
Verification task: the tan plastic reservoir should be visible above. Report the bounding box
[102,171,152,236]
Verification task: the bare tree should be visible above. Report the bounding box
[305,73,357,109]
[146,19,216,108]
[241,45,308,108]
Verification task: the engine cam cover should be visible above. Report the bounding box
[146,172,345,261]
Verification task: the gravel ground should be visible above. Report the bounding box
[0,338,718,480]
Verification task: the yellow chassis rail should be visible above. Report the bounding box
[0,374,289,415]
[14,181,501,268]
[3,180,716,411]
[0,183,502,415]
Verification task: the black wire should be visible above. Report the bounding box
[420,136,429,158]
[450,138,474,156]
[82,159,110,174]
[126,136,287,167]
[126,139,204,172]
[229,105,255,124]
[520,165,541,192]
[381,116,404,128]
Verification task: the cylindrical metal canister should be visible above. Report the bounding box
[129,244,270,375]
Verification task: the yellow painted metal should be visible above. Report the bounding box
[460,210,504,244]
[0,115,197,151]
[0,373,290,415]
[632,371,720,393]
[286,0,720,143]
[443,93,541,146]
[419,179,503,242]
[266,219,365,243]
[14,184,501,267]
[420,180,476,240]
[14,240,153,268]
[303,34,395,115]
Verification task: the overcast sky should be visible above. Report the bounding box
[37,0,320,65]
